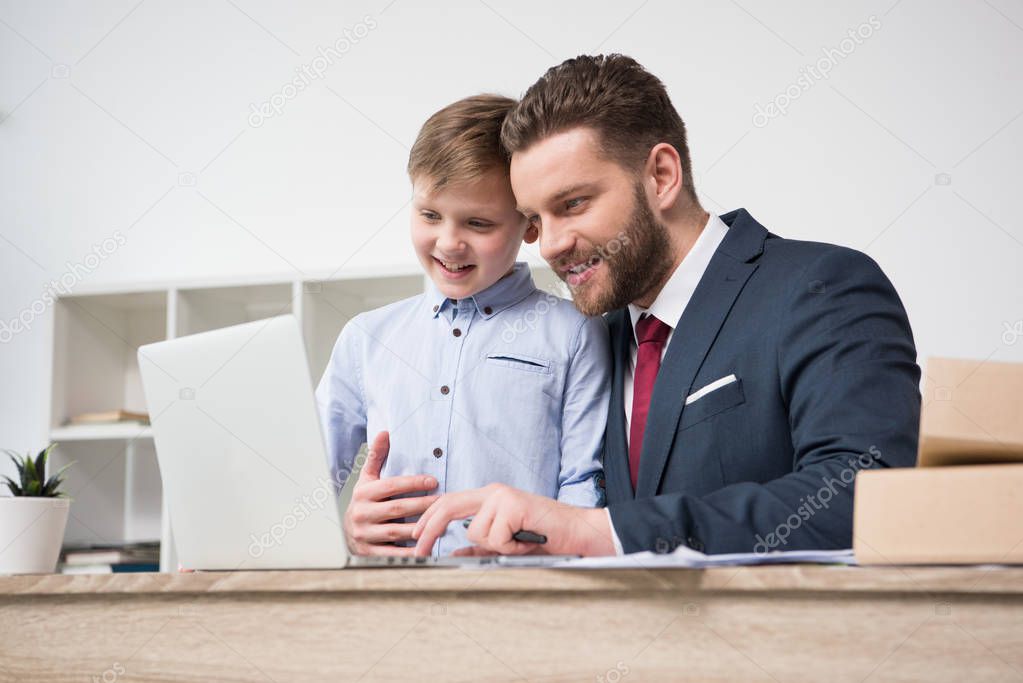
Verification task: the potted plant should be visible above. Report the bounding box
[0,444,73,574]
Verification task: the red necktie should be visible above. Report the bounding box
[629,314,672,490]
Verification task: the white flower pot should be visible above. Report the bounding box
[0,497,70,574]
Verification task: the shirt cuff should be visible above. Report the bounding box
[606,508,625,556]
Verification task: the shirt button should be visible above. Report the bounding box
[433,448,443,458]
[432,305,439,313]
[483,306,493,315]
[452,328,462,337]
[440,385,450,395]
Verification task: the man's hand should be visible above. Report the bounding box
[411,483,616,557]
[343,431,438,556]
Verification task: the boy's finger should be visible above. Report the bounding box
[354,543,417,558]
[356,474,437,502]
[359,431,390,483]
[365,495,440,523]
[357,522,420,544]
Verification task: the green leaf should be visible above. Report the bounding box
[4,450,25,476]
[36,445,50,476]
[42,474,68,497]
[1,475,22,496]
[1,444,69,497]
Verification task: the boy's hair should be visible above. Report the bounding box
[407,94,517,192]
[501,54,697,201]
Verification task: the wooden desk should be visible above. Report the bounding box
[1,565,1021,682]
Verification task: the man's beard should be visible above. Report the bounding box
[564,183,675,316]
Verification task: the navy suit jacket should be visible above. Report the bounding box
[604,209,921,554]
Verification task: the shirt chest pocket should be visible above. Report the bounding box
[479,351,559,403]
[485,352,551,374]
[678,377,745,430]
[469,351,560,457]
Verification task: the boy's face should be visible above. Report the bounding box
[411,168,538,300]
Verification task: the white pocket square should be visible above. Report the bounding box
[685,374,737,405]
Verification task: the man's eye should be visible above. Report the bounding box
[566,197,586,210]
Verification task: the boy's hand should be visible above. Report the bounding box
[411,483,615,557]
[343,431,439,556]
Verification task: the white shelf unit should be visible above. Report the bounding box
[48,264,561,571]
[49,290,168,557]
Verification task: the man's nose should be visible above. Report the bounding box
[539,220,574,264]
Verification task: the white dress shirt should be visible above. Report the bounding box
[607,213,730,554]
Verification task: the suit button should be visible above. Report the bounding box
[596,476,606,489]
[687,537,704,552]
[433,448,443,458]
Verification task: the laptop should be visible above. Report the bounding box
[137,315,566,570]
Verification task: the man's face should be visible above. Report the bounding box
[510,127,674,316]
[411,169,535,300]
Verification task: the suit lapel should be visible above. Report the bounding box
[635,210,767,498]
[603,309,634,503]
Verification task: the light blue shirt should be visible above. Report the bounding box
[315,262,611,556]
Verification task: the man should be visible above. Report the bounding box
[353,54,921,557]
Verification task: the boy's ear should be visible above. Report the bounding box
[524,224,539,244]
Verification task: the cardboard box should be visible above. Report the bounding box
[854,357,1023,565]
[854,464,1023,565]
[917,357,1023,467]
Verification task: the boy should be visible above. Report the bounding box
[315,95,610,556]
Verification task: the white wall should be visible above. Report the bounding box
[2,0,1022,457]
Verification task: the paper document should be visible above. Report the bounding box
[550,547,856,569]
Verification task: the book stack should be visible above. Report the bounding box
[854,357,1023,565]
[66,409,150,426]
[58,542,160,574]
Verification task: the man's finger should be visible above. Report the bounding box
[363,496,439,523]
[413,492,486,556]
[488,512,529,555]
[451,546,498,557]
[359,431,390,483]
[465,501,497,546]
[355,474,437,502]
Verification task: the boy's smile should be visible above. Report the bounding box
[432,256,475,279]
[411,169,538,300]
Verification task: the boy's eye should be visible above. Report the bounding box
[526,214,541,228]
[468,220,494,229]
[420,210,441,221]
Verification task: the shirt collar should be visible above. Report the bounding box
[427,261,537,320]
[628,213,730,340]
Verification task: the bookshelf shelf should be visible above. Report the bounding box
[50,424,153,441]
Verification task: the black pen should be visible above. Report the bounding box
[461,518,547,544]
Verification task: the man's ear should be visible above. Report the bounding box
[523,223,540,244]
[645,143,684,212]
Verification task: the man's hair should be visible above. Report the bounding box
[407,94,517,191]
[501,54,697,200]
